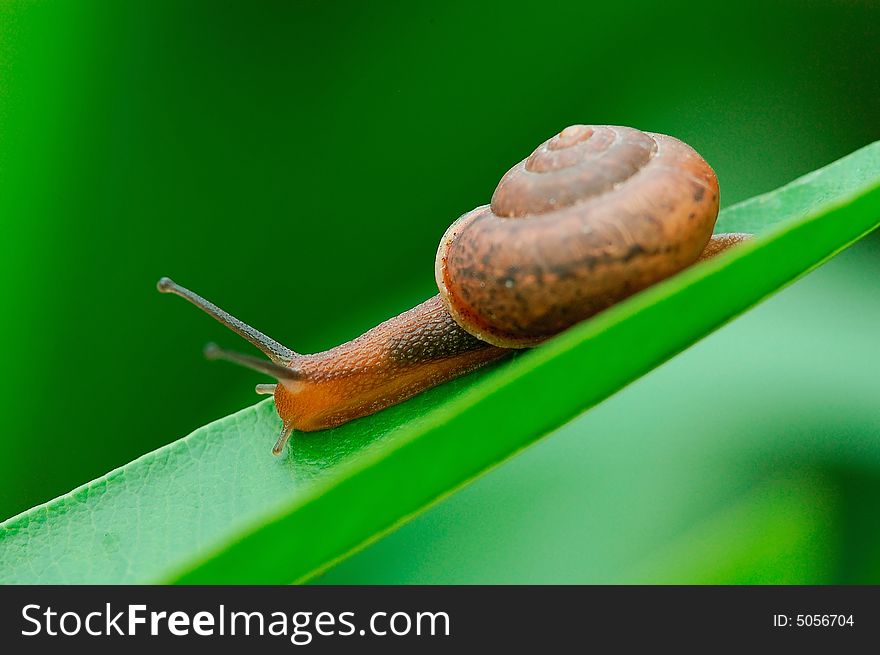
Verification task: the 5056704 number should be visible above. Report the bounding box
[773,614,854,627]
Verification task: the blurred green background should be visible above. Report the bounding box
[1,0,878,583]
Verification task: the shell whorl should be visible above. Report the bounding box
[435,125,720,348]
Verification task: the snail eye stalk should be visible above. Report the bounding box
[157,277,297,364]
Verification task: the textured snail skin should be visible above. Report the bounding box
[436,125,721,347]
[273,295,507,431]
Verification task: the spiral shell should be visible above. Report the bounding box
[435,125,720,348]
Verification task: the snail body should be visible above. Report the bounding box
[159,125,749,455]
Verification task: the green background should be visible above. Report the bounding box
[1,0,878,582]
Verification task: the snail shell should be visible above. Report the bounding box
[436,125,720,347]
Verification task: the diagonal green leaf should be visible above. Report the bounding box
[2,143,879,584]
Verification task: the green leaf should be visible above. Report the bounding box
[2,143,879,584]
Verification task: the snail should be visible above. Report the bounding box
[159,125,750,455]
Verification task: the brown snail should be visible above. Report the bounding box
[159,125,749,455]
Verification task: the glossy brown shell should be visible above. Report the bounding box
[435,125,720,348]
